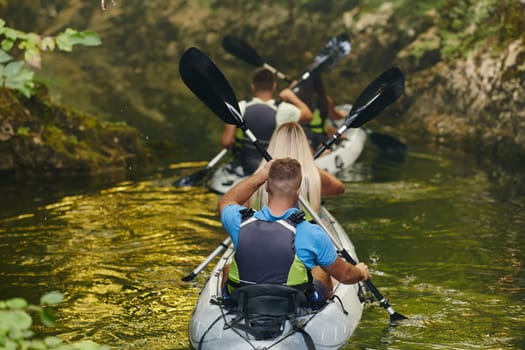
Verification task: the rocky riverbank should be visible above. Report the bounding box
[3,0,524,173]
[0,86,154,176]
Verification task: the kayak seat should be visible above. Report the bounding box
[229,284,308,340]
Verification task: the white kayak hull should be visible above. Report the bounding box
[208,127,367,194]
[188,206,365,350]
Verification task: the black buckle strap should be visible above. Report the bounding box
[288,210,305,224]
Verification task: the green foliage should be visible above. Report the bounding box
[0,292,109,350]
[438,0,524,60]
[15,126,30,136]
[0,18,101,97]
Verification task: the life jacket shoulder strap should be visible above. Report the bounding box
[288,210,305,225]
[239,208,255,221]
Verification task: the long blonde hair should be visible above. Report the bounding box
[249,122,321,213]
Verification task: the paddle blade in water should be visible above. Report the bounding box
[222,35,264,67]
[173,168,208,187]
[179,47,240,125]
[390,311,409,324]
[368,131,407,155]
[347,67,405,128]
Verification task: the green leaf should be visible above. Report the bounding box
[0,19,5,28]
[0,309,33,331]
[28,340,47,350]
[26,32,41,46]
[55,32,73,52]
[41,37,56,51]
[24,47,41,69]
[21,329,34,338]
[4,60,24,76]
[0,49,12,63]
[41,291,64,305]
[1,37,14,51]
[55,29,101,52]
[40,307,56,327]
[3,63,35,97]
[4,27,18,40]
[16,126,30,136]
[5,298,28,309]
[78,31,102,46]
[45,336,64,347]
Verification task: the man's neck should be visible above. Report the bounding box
[267,198,296,217]
[254,90,273,101]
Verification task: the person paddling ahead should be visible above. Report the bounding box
[220,68,312,175]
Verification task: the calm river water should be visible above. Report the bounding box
[0,143,524,349]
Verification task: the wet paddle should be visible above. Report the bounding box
[174,148,228,187]
[334,104,407,154]
[181,237,231,282]
[313,67,405,158]
[222,33,351,93]
[179,47,408,323]
[222,35,292,83]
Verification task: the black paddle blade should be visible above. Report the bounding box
[222,35,264,67]
[173,168,208,187]
[390,311,408,324]
[181,272,196,282]
[368,131,408,155]
[347,67,405,128]
[179,47,240,125]
[307,32,351,73]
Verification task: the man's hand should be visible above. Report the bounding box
[218,160,274,214]
[354,262,371,281]
[278,88,296,102]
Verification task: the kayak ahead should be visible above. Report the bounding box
[188,206,365,350]
[208,127,367,195]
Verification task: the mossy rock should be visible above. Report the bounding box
[0,85,155,176]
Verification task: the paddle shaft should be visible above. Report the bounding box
[182,237,231,281]
[262,63,292,83]
[206,148,229,169]
[313,90,382,158]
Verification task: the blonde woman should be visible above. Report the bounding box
[249,122,344,214]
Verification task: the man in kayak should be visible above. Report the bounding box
[220,68,312,175]
[218,157,370,305]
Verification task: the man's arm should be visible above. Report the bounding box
[218,161,273,214]
[322,257,371,284]
[221,124,237,148]
[278,88,313,123]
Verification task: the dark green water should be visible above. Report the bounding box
[1,144,524,349]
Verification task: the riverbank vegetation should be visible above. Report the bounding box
[0,292,109,349]
[1,0,524,173]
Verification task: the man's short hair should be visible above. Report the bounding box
[267,158,302,197]
[251,67,275,91]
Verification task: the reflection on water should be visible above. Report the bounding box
[0,178,221,349]
[1,147,524,349]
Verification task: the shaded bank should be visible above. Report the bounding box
[2,0,525,173]
[0,86,157,176]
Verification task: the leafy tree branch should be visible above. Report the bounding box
[0,18,101,97]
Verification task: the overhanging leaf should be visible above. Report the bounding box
[40,291,64,305]
[40,307,56,327]
[0,49,13,63]
[41,37,55,51]
[0,309,33,331]
[5,298,28,309]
